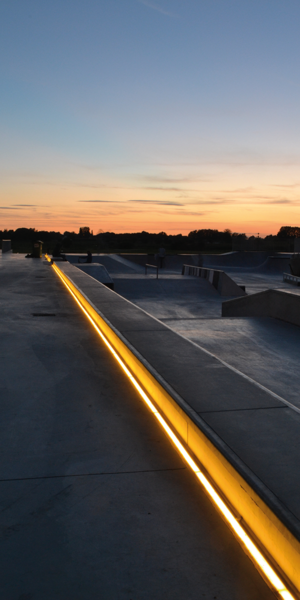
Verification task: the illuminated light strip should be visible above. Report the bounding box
[51,262,295,600]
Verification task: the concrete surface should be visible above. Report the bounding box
[118,253,200,271]
[112,266,300,409]
[55,261,300,543]
[162,317,300,409]
[203,406,300,521]
[74,263,114,289]
[182,265,246,296]
[66,253,143,274]
[200,251,292,273]
[222,288,300,327]
[200,251,270,269]
[0,255,275,599]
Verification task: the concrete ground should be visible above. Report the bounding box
[0,254,274,599]
[63,253,300,407]
[112,263,300,410]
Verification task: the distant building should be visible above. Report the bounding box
[79,227,91,237]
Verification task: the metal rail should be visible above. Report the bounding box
[145,263,158,279]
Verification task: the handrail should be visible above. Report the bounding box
[145,263,158,279]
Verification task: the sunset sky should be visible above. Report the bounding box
[1,0,300,235]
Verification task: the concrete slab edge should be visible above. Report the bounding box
[49,258,300,597]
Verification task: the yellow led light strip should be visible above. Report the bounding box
[51,261,295,600]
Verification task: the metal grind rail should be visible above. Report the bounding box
[145,263,158,279]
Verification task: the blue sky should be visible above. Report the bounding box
[1,0,300,233]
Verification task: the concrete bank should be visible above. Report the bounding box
[222,288,300,327]
[182,264,246,296]
[199,251,292,273]
[53,260,300,597]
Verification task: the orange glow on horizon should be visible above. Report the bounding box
[1,169,300,236]
[0,215,296,237]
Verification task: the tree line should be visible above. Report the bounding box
[1,225,299,254]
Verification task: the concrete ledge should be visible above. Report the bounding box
[284,273,300,287]
[51,260,300,595]
[222,289,300,327]
[182,264,246,296]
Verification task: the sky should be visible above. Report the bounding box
[1,0,300,235]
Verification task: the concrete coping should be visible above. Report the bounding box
[283,273,300,286]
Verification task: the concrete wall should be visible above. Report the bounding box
[1,240,11,253]
[259,255,291,273]
[222,289,300,327]
[294,239,300,252]
[197,251,292,274]
[119,253,200,270]
[200,251,269,269]
[182,264,246,297]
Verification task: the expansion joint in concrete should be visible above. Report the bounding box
[0,467,187,483]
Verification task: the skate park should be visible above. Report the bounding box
[1,247,300,599]
[67,249,300,406]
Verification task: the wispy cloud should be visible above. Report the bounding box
[142,186,185,192]
[129,199,184,206]
[137,0,178,18]
[269,183,300,189]
[241,196,298,204]
[76,183,111,189]
[266,199,293,204]
[0,206,27,210]
[138,175,204,184]
[180,210,211,217]
[189,199,235,205]
[13,204,37,207]
[218,187,254,194]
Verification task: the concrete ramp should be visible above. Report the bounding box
[66,254,139,274]
[94,255,139,274]
[118,253,200,272]
[200,251,269,269]
[200,251,292,273]
[255,255,291,273]
[182,264,246,296]
[74,263,114,289]
[222,288,300,326]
